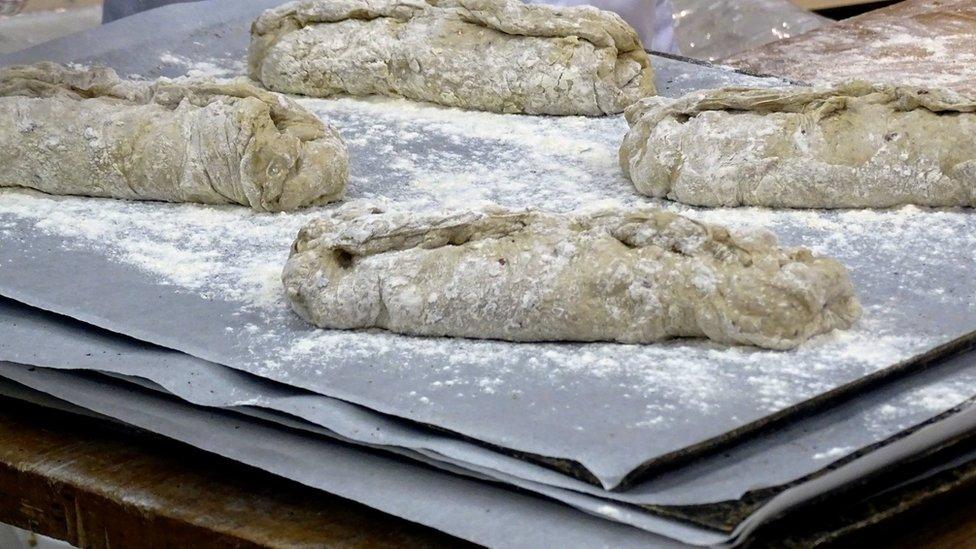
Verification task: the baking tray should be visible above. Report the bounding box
[1,0,974,490]
[2,123,974,491]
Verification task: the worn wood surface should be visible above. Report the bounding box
[886,481,976,548]
[725,0,976,94]
[834,463,976,549]
[0,395,462,548]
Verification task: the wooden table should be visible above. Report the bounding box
[0,396,464,548]
[2,394,976,548]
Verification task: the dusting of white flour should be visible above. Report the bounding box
[157,52,247,79]
[1,85,974,462]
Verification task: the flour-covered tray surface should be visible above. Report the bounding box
[3,295,976,514]
[2,0,975,489]
[2,92,975,488]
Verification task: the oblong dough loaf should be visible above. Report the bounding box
[249,0,656,115]
[619,82,976,208]
[282,204,861,350]
[0,63,348,211]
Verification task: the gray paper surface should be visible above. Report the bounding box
[3,121,975,491]
[0,364,692,549]
[93,369,716,543]
[106,371,723,544]
[2,294,718,543]
[3,296,976,510]
[1,0,974,490]
[4,2,975,545]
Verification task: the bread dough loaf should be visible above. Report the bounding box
[0,63,347,211]
[619,82,976,208]
[282,204,861,350]
[249,0,656,115]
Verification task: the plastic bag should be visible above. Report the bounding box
[671,0,828,62]
[527,0,679,52]
[0,0,26,16]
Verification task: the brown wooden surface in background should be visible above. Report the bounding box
[0,396,464,548]
[883,483,976,549]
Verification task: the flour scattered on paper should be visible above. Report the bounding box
[157,52,246,79]
[812,447,852,460]
[595,504,626,520]
[1,93,974,448]
[914,385,974,413]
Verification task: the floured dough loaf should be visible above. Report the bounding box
[249,0,656,115]
[282,204,861,350]
[619,82,976,208]
[0,62,347,211]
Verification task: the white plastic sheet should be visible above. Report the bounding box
[671,0,828,62]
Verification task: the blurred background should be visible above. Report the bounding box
[0,0,101,54]
[0,0,902,57]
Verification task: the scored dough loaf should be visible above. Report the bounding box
[619,82,976,208]
[0,62,348,212]
[282,204,861,350]
[248,0,656,115]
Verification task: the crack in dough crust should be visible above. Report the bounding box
[249,0,656,115]
[0,62,348,211]
[283,204,861,349]
[619,81,976,208]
